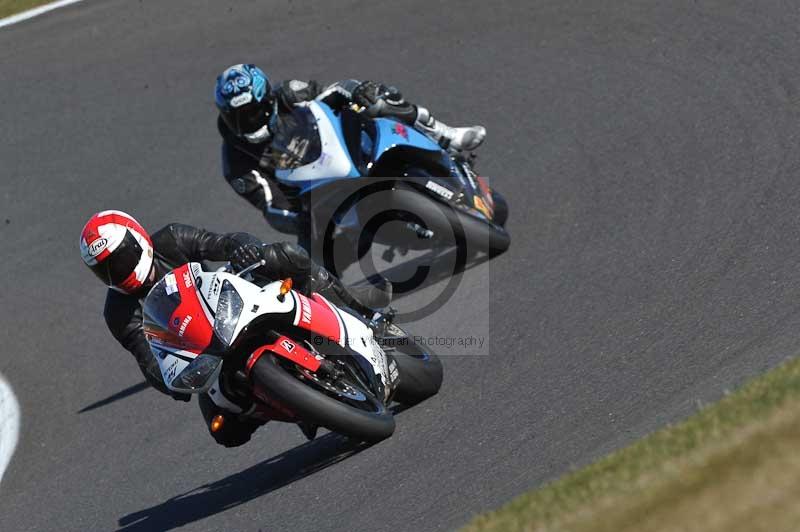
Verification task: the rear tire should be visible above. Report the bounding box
[491,190,509,228]
[387,182,510,257]
[251,354,395,443]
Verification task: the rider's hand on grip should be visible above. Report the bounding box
[230,243,264,272]
[353,81,400,107]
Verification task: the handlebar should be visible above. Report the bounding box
[216,260,266,279]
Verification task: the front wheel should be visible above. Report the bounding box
[389,340,443,405]
[251,354,395,443]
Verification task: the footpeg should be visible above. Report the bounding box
[369,307,407,341]
[407,223,434,239]
[382,245,409,262]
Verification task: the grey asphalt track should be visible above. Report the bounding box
[3,1,800,530]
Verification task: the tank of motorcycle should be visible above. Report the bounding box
[370,115,440,160]
[143,262,390,393]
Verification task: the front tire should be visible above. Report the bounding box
[390,341,444,405]
[251,354,395,443]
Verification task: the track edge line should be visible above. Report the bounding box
[0,0,87,30]
[0,373,20,486]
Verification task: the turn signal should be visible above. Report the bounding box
[278,278,293,301]
[210,415,225,433]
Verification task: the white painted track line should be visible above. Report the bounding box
[0,0,86,29]
[0,373,20,485]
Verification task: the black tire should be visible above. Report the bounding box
[491,190,509,228]
[390,341,444,405]
[387,183,510,257]
[251,354,395,443]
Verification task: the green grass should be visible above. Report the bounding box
[462,356,800,532]
[0,0,58,19]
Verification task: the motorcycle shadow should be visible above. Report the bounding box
[78,382,150,414]
[116,431,371,531]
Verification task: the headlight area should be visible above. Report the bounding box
[171,354,223,393]
[214,280,243,346]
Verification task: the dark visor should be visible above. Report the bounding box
[89,230,143,286]
[221,99,271,136]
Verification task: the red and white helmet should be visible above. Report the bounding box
[79,210,154,294]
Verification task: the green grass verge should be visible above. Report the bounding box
[463,356,800,532]
[0,0,58,19]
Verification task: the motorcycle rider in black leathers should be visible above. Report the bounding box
[79,210,389,446]
[215,64,487,248]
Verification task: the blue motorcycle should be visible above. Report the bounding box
[269,100,510,272]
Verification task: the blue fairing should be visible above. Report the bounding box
[274,102,444,195]
[318,103,360,179]
[274,102,361,194]
[372,118,441,159]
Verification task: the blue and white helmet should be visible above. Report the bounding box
[215,64,274,143]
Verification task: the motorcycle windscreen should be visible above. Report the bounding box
[270,106,322,170]
[142,274,183,346]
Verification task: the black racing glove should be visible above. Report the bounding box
[230,243,264,272]
[352,81,403,115]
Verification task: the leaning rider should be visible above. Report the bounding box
[214,63,487,240]
[79,210,390,446]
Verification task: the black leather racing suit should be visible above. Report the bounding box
[103,223,383,447]
[219,79,417,243]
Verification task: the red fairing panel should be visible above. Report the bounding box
[166,264,214,354]
[293,292,343,345]
[246,336,322,375]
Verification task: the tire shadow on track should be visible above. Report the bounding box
[115,431,370,531]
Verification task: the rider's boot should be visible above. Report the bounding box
[414,106,486,152]
[308,266,392,319]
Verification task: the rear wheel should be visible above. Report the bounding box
[387,182,510,257]
[250,354,395,442]
[491,190,509,228]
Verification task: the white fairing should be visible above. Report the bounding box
[338,310,390,388]
[302,293,391,391]
[153,348,194,392]
[152,264,390,393]
[207,373,243,413]
[275,101,355,183]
